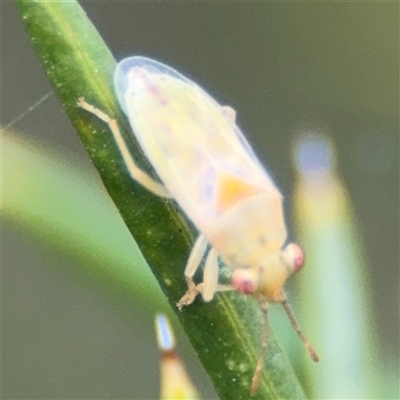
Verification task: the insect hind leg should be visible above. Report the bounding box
[77,97,171,198]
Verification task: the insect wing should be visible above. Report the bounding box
[114,57,281,232]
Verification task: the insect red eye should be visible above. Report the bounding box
[291,243,305,273]
[282,243,305,273]
[232,269,256,294]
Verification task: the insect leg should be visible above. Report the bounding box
[202,248,219,301]
[250,299,269,396]
[281,298,319,362]
[77,97,171,198]
[214,284,234,292]
[177,234,208,309]
[184,234,208,281]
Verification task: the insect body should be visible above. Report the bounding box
[78,56,318,395]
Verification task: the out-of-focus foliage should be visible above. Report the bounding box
[3,133,165,312]
[155,314,201,400]
[293,132,380,398]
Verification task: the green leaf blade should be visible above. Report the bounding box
[14,1,308,398]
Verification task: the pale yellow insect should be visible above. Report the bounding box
[78,56,318,395]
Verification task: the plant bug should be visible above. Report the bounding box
[78,56,319,395]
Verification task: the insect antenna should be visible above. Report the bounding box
[281,298,319,362]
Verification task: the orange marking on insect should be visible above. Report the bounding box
[216,173,261,212]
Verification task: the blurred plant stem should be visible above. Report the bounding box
[292,131,379,399]
[155,314,202,400]
[3,132,166,312]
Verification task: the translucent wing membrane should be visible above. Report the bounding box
[114,57,280,233]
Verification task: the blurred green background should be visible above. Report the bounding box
[3,2,398,399]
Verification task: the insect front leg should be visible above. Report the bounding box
[178,248,220,307]
[177,234,208,309]
[250,299,269,396]
[77,97,171,198]
[202,248,220,301]
[178,236,235,310]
